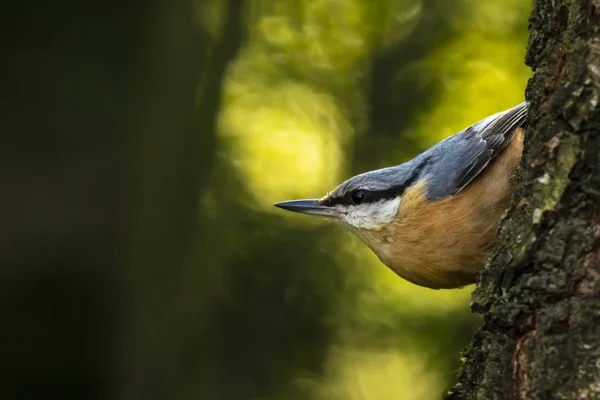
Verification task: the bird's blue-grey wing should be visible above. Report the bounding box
[425,102,528,200]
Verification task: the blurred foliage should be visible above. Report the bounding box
[4,0,530,399]
[199,0,530,399]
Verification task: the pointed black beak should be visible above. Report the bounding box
[274,199,337,217]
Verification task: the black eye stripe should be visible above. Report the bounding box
[327,185,406,206]
[326,156,430,207]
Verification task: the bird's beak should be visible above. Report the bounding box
[274,199,337,218]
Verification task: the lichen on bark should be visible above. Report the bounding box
[446,1,600,399]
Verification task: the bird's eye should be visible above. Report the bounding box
[351,190,366,204]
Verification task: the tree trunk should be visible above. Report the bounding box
[2,1,244,398]
[447,1,600,399]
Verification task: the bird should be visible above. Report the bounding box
[274,102,528,289]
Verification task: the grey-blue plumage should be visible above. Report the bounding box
[327,102,528,204]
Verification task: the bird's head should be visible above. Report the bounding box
[275,157,429,232]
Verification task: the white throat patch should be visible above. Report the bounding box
[339,197,401,230]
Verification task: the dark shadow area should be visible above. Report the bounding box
[354,0,470,173]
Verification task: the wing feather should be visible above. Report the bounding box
[450,102,527,195]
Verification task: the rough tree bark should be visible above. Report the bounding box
[447,1,600,399]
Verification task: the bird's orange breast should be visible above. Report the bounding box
[357,128,524,289]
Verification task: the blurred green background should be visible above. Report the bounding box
[4,0,530,399]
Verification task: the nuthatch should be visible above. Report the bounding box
[275,102,527,289]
